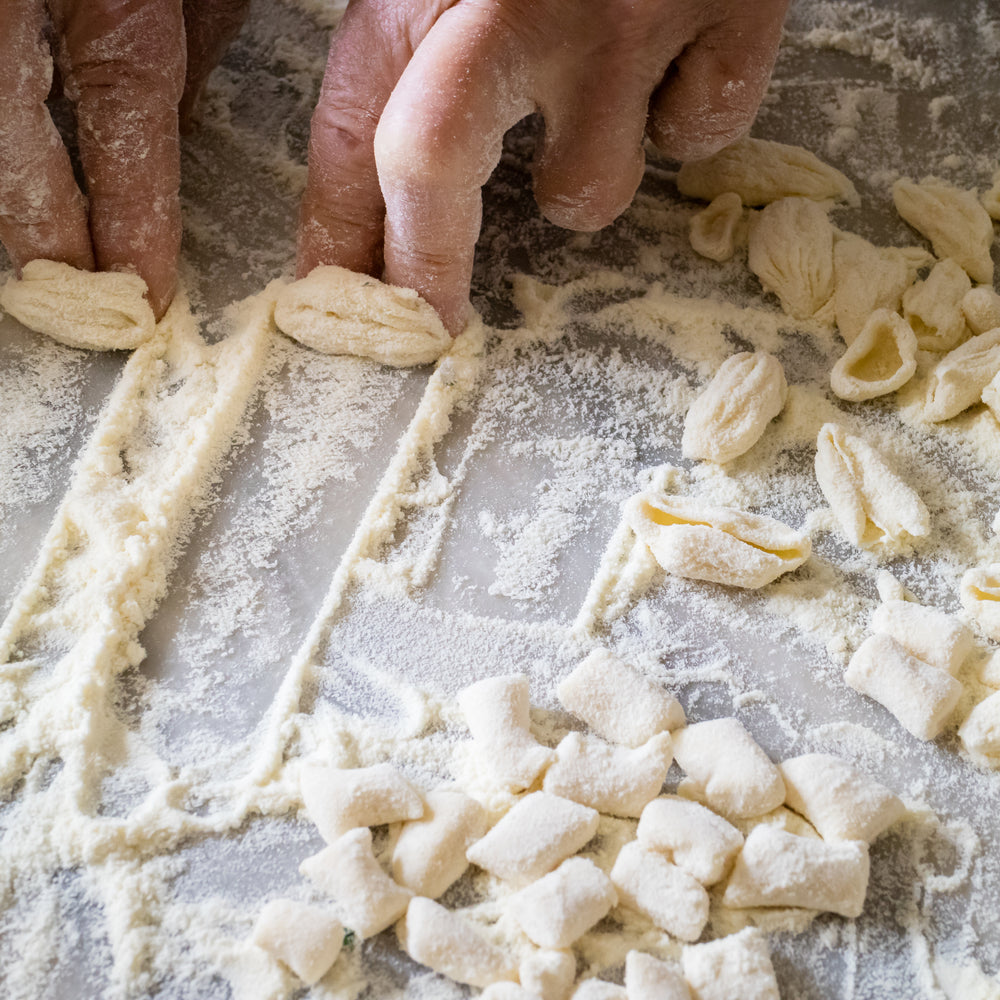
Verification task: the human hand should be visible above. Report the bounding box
[297,0,790,335]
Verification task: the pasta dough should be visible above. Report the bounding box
[681,928,779,1000]
[901,259,971,352]
[832,234,913,345]
[870,600,972,675]
[519,949,576,1000]
[923,328,1000,422]
[250,899,343,986]
[624,951,691,1000]
[829,309,918,401]
[960,564,1000,641]
[688,192,744,261]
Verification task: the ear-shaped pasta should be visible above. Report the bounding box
[814,423,930,552]
[556,649,685,747]
[519,949,576,1000]
[299,828,413,938]
[901,258,971,352]
[457,674,555,790]
[610,841,710,942]
[960,564,1000,641]
[893,177,994,283]
[844,634,963,741]
[624,951,691,1000]
[670,719,785,819]
[958,690,1000,766]
[625,492,811,590]
[871,600,972,675]
[829,309,918,401]
[466,792,600,886]
[962,285,1000,335]
[748,197,836,320]
[681,928,779,1000]
[923,328,1000,422]
[681,352,788,465]
[689,192,744,261]
[832,234,913,345]
[251,899,343,986]
[676,137,858,206]
[778,754,905,843]
[723,825,870,917]
[636,796,744,886]
[542,732,673,817]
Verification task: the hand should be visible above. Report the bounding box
[297,0,790,334]
[0,0,248,320]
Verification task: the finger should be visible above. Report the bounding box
[647,1,789,162]
[0,0,92,272]
[374,4,535,334]
[52,0,186,319]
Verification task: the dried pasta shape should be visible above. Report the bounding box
[676,136,858,206]
[681,352,787,464]
[892,177,994,283]
[829,308,917,401]
[901,259,971,352]
[924,328,1000,422]
[747,198,836,320]
[960,564,1000,641]
[962,285,1000,335]
[814,423,929,551]
[832,234,912,345]
[689,192,744,261]
[625,491,811,590]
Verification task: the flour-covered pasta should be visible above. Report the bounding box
[959,690,1000,766]
[960,564,1000,641]
[962,285,1000,335]
[519,949,576,1000]
[624,951,691,1000]
[681,928,779,1000]
[832,234,912,345]
[871,600,973,675]
[251,899,343,986]
[572,980,628,1000]
[923,328,1000,422]
[901,259,971,352]
[689,192,744,261]
[829,309,918,401]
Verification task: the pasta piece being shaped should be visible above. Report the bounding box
[892,177,994,284]
[778,754,905,843]
[747,197,836,320]
[466,792,600,886]
[676,136,858,206]
[299,828,413,938]
[251,899,343,986]
[871,600,972,675]
[901,258,972,352]
[670,718,785,819]
[457,674,555,790]
[962,285,1000,335]
[625,491,811,591]
[610,841,710,942]
[959,690,1000,766]
[636,795,744,885]
[829,309,918,401]
[689,192,744,261]
[832,233,912,345]
[682,928,779,1000]
[844,634,963,741]
[624,951,691,1000]
[960,564,1000,641]
[814,423,929,553]
[556,648,685,747]
[681,352,788,464]
[923,328,1000,422]
[519,949,576,1000]
[722,825,870,918]
[542,731,673,817]
[399,897,518,988]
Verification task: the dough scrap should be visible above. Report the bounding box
[923,327,1000,422]
[251,899,343,986]
[689,192,745,261]
[0,259,155,351]
[274,265,451,367]
[901,258,971,352]
[829,308,918,401]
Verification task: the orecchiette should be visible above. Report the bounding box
[689,192,744,261]
[829,309,918,401]
[962,285,1000,335]
[832,233,912,345]
[624,951,691,1000]
[960,564,1000,641]
[519,949,576,1000]
[681,352,787,465]
[251,899,343,986]
[625,491,811,590]
[958,690,1000,766]
[901,258,971,352]
[681,928,779,1000]
[923,328,1000,422]
[870,600,972,675]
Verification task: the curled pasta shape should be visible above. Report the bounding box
[962,285,1000,335]
[832,234,913,345]
[689,192,744,261]
[924,328,1000,422]
[959,690,1000,767]
[901,258,971,352]
[829,309,918,401]
[960,563,1000,641]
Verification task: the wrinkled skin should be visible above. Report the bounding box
[0,0,788,329]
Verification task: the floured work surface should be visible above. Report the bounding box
[3,1,1000,997]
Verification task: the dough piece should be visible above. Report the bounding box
[960,564,1000,641]
[457,674,556,791]
[681,928,779,1000]
[636,796,744,886]
[542,732,673,817]
[273,264,451,367]
[832,233,912,345]
[923,328,1000,422]
[983,168,1000,219]
[681,352,787,464]
[676,136,858,206]
[0,259,155,351]
[508,857,618,949]
[778,754,905,843]
[901,258,972,352]
[299,761,424,844]
[829,308,918,401]
[626,491,811,590]
[251,899,343,986]
[398,897,518,988]
[844,634,963,741]
[892,177,994,283]
[481,985,542,1000]
[985,368,1000,420]
[299,828,413,938]
[556,649,685,747]
[466,792,600,886]
[722,825,870,917]
[958,690,1000,766]
[747,197,836,320]
[610,841,710,942]
[573,981,628,1000]
[624,951,691,1000]
[391,787,488,899]
[689,192,744,261]
[962,285,1000,335]
[670,719,785,820]
[814,423,930,553]
[871,600,973,675]
[519,950,577,1000]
